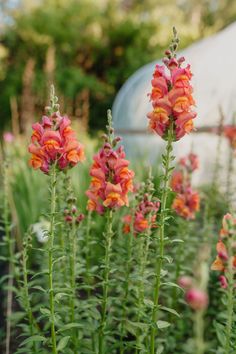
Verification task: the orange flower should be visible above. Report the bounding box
[211,256,225,271]
[122,195,160,235]
[147,50,196,141]
[211,213,236,281]
[224,125,236,151]
[29,114,85,174]
[86,142,134,214]
[172,189,199,220]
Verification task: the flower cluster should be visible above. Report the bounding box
[86,113,135,214]
[29,112,85,174]
[171,153,200,219]
[147,31,196,141]
[64,205,85,225]
[178,276,208,311]
[224,125,236,153]
[123,194,160,235]
[211,213,236,288]
[179,153,199,173]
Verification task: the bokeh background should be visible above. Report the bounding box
[1,0,236,134]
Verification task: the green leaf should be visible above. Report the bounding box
[0,256,8,261]
[57,336,70,351]
[20,335,46,347]
[58,323,82,332]
[40,307,51,317]
[144,299,154,308]
[32,285,46,293]
[160,306,180,317]
[170,238,184,244]
[163,255,173,263]
[156,320,171,329]
[55,292,69,302]
[214,321,226,347]
[162,282,184,291]
[9,311,25,323]
[156,345,164,354]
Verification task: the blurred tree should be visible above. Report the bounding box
[0,0,236,132]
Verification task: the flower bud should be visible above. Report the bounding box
[71,205,77,214]
[185,288,208,310]
[178,276,192,289]
[76,213,85,224]
[219,275,228,289]
[67,196,77,204]
[65,215,73,223]
[64,209,70,215]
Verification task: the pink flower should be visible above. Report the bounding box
[171,153,200,219]
[219,275,228,289]
[185,288,208,310]
[172,188,200,220]
[86,139,134,214]
[3,132,14,143]
[147,50,196,141]
[224,125,236,151]
[123,194,160,235]
[178,276,193,289]
[29,113,85,174]
[179,153,199,172]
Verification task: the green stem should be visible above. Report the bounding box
[58,180,67,284]
[22,235,37,353]
[69,219,78,353]
[194,310,205,354]
[98,209,113,354]
[119,208,135,354]
[85,210,92,297]
[135,235,145,354]
[150,126,173,354]
[3,162,15,354]
[136,223,152,354]
[172,220,187,310]
[85,211,96,352]
[48,163,58,354]
[225,256,234,353]
[120,231,133,354]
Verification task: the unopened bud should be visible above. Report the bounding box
[76,213,85,224]
[65,215,73,223]
[71,206,77,214]
[185,288,208,311]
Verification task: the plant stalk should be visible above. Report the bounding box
[98,209,113,354]
[22,234,37,353]
[150,125,173,354]
[225,252,234,353]
[48,163,58,354]
[3,162,15,354]
[194,310,205,354]
[69,219,78,353]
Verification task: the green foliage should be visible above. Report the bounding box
[0,122,235,353]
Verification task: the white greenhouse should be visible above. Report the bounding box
[112,22,236,185]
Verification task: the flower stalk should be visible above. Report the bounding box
[150,124,174,353]
[85,210,92,297]
[225,242,234,354]
[3,161,15,354]
[69,218,78,352]
[48,162,58,354]
[120,225,133,354]
[22,232,38,353]
[98,209,113,354]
